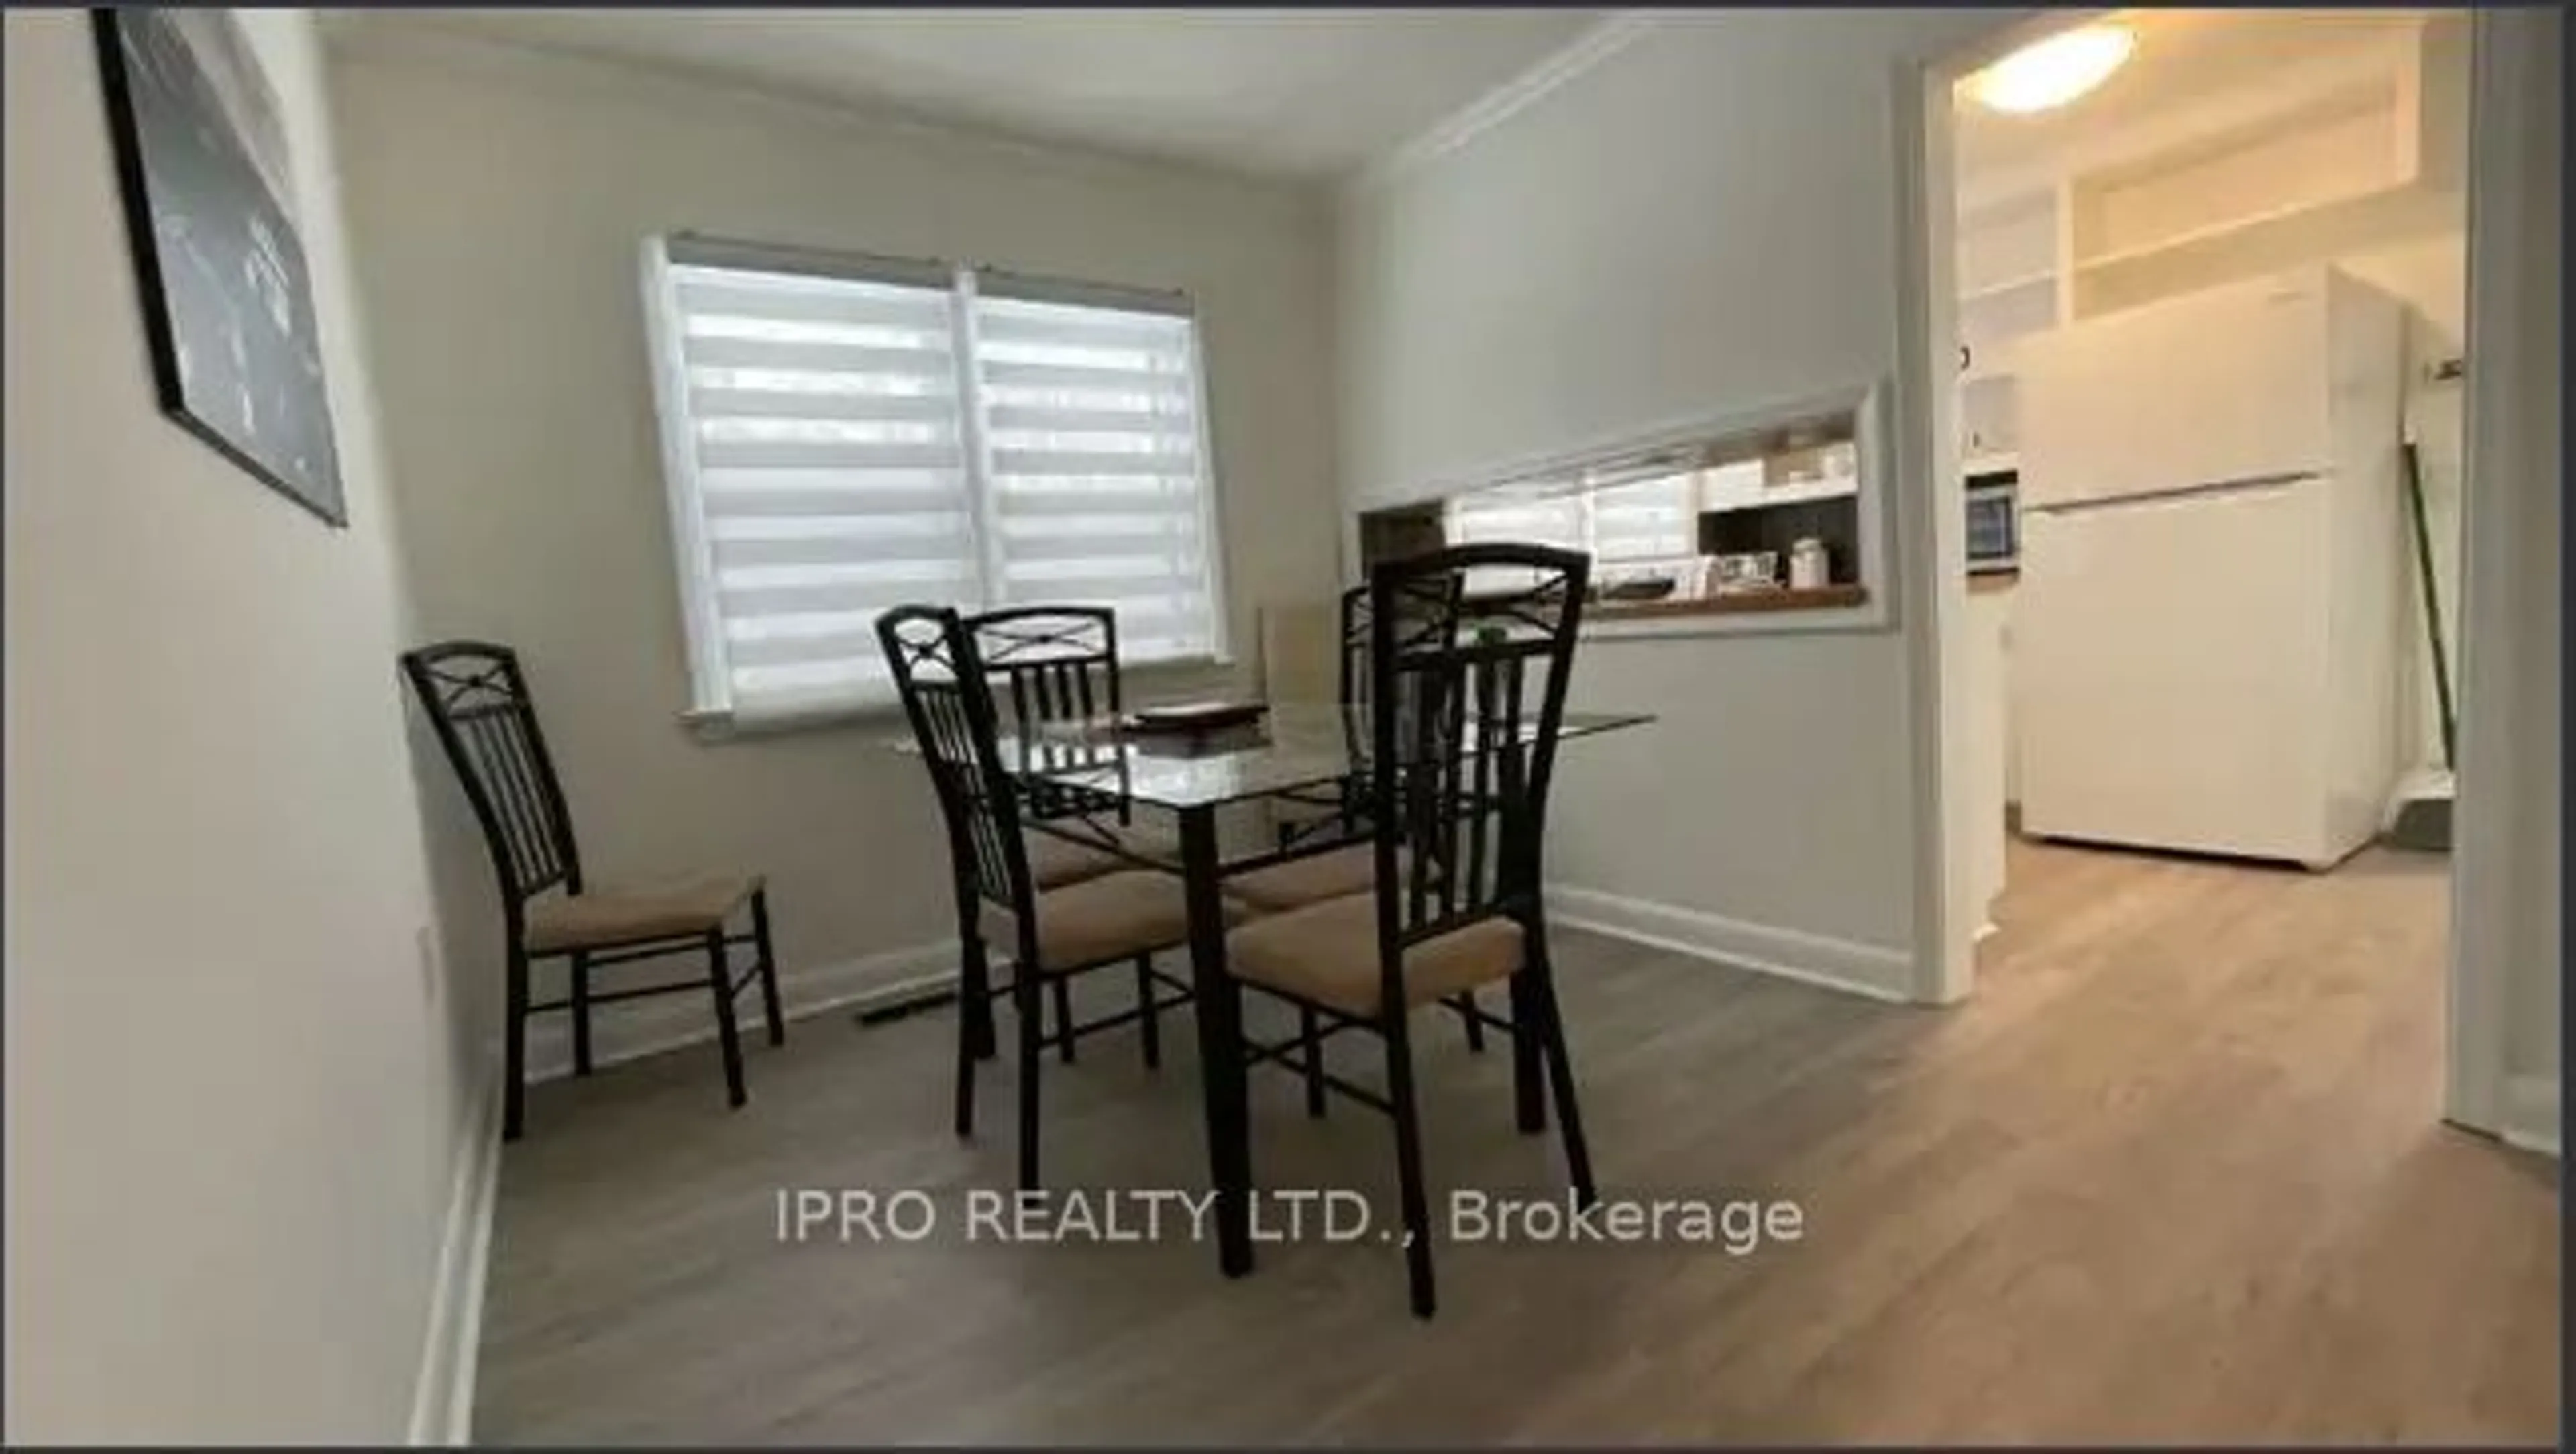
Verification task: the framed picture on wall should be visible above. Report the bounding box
[91,8,345,526]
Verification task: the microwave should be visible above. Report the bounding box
[1965,470,2018,573]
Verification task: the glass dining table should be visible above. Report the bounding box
[911,700,1654,1280]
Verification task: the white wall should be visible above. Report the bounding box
[2494,21,2563,1128]
[1962,585,2011,922]
[2453,6,2561,1149]
[4,10,479,1440]
[1340,10,2023,993]
[325,26,1341,1041]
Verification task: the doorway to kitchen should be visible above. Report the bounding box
[1910,7,2548,1148]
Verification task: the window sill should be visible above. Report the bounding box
[680,654,1237,744]
[680,700,899,743]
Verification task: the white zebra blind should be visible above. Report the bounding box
[1587,471,1699,566]
[645,238,1223,720]
[1443,467,1701,595]
[971,276,1217,666]
[1445,488,1581,596]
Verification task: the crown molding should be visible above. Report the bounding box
[1346,11,1660,200]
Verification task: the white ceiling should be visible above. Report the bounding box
[354,8,1610,182]
[1955,8,2434,181]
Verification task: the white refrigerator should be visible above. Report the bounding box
[2012,266,2406,870]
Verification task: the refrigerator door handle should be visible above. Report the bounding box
[2023,470,2320,516]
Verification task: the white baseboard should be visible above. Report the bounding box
[407,1066,501,1446]
[525,938,961,1084]
[1546,885,1913,1003]
[2502,1074,2562,1158]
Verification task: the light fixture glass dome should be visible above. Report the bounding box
[1968,23,2137,115]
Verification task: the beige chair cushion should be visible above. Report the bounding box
[1228,844,1387,912]
[1026,831,1124,889]
[1225,892,1523,1017]
[525,875,761,954]
[981,870,1225,972]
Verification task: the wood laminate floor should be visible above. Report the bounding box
[475,841,2560,1445]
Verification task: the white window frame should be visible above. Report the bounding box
[641,234,1230,727]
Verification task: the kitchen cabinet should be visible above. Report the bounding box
[1953,14,2457,472]
[1699,458,1861,515]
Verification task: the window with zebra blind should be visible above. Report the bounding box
[1442,464,1701,597]
[643,235,1223,722]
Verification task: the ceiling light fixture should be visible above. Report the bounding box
[1968,23,2136,115]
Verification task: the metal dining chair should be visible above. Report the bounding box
[1216,544,1597,1317]
[1263,574,1466,863]
[962,605,1181,1066]
[1236,573,1490,1085]
[400,641,781,1141]
[1270,584,1382,854]
[967,605,1130,860]
[878,605,1209,1189]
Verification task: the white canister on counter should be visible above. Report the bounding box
[1788,537,1831,590]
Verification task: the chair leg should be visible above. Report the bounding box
[961,931,996,1063]
[1507,972,1546,1135]
[1300,1006,1326,1119]
[1532,947,1595,1206]
[1134,953,1161,1070]
[503,941,530,1142]
[953,962,978,1140]
[751,890,784,1047]
[1455,990,1487,1054]
[1052,974,1077,1065]
[705,927,747,1110]
[1383,1004,1437,1319]
[569,950,594,1078]
[1014,957,1045,1190]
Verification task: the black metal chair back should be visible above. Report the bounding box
[969,605,1123,822]
[401,641,584,908]
[1338,574,1460,709]
[1364,544,1588,968]
[878,605,1036,917]
[969,605,1120,726]
[1269,575,1466,845]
